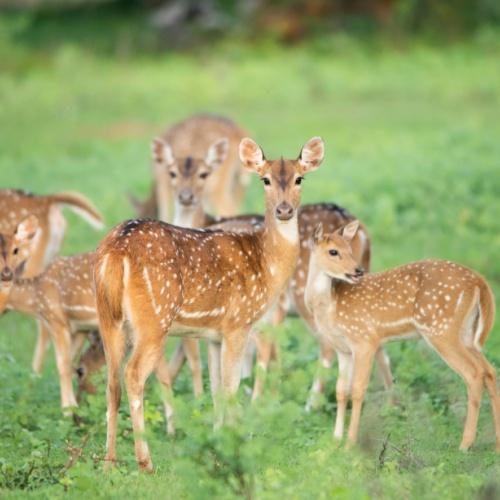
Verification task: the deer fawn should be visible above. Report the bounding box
[131,114,249,220]
[305,221,500,451]
[150,136,393,404]
[0,189,104,374]
[94,136,324,471]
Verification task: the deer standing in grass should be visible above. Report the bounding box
[132,113,249,220]
[94,136,324,471]
[149,137,394,404]
[305,221,500,450]
[0,189,104,374]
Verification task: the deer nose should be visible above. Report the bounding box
[0,267,13,282]
[275,202,294,221]
[178,189,194,206]
[355,267,364,277]
[76,367,85,378]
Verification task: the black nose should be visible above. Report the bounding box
[355,267,364,276]
[0,267,13,282]
[76,367,85,378]
[275,202,294,221]
[178,189,194,206]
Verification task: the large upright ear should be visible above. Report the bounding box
[205,138,229,171]
[239,138,266,175]
[340,220,360,242]
[312,223,324,245]
[14,215,39,243]
[151,137,175,167]
[298,137,324,174]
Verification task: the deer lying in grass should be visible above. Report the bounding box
[305,221,500,451]
[0,189,104,374]
[94,136,324,471]
[132,113,249,220]
[149,136,393,404]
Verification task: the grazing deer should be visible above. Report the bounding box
[132,114,249,220]
[304,221,500,451]
[0,189,104,374]
[150,136,393,404]
[94,136,324,471]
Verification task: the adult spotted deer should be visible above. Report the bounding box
[305,221,499,451]
[94,136,324,471]
[0,189,104,374]
[132,114,249,220]
[150,136,393,404]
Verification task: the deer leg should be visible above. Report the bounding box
[168,340,187,383]
[101,322,126,469]
[334,351,353,440]
[155,357,175,435]
[32,319,51,374]
[252,331,273,402]
[374,347,395,397]
[347,342,376,446]
[426,335,485,450]
[183,338,203,397]
[71,330,87,360]
[306,341,335,412]
[51,322,78,411]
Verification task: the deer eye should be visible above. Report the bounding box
[329,249,338,256]
[13,248,19,255]
[295,176,303,185]
[262,177,271,186]
[169,171,177,179]
[199,172,209,179]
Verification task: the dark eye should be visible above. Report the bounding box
[13,248,19,255]
[329,249,338,256]
[169,171,177,179]
[295,176,303,185]
[262,178,271,186]
[199,172,209,179]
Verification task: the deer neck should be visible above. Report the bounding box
[6,279,39,316]
[173,201,207,229]
[262,207,300,296]
[304,254,334,317]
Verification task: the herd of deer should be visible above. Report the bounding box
[0,114,498,472]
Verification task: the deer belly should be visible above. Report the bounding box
[169,322,221,341]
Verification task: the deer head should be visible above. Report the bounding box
[152,137,229,210]
[311,220,364,284]
[0,215,39,311]
[239,136,324,224]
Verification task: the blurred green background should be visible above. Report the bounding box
[1,1,500,498]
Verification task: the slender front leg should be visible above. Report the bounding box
[32,319,51,374]
[183,338,203,396]
[208,341,222,426]
[155,357,175,435]
[252,331,273,401]
[374,347,394,393]
[334,351,353,440]
[347,343,376,446]
[51,322,78,410]
[306,341,335,412]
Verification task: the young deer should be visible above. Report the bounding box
[305,221,499,451]
[94,136,324,471]
[132,113,249,220]
[0,189,104,374]
[150,137,393,404]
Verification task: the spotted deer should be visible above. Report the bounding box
[150,136,393,405]
[305,221,500,451]
[0,189,104,374]
[132,114,249,220]
[94,136,324,471]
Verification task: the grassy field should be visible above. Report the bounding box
[1,18,500,498]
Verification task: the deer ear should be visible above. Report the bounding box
[312,223,324,244]
[298,137,324,174]
[205,138,229,171]
[340,220,360,242]
[152,138,175,166]
[239,138,266,175]
[15,215,39,243]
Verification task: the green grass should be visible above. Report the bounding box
[1,22,500,498]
